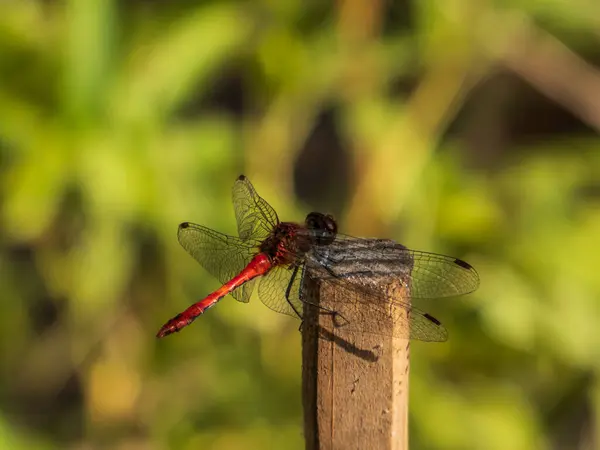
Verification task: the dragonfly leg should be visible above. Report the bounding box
[285,264,336,331]
[293,264,349,326]
[285,264,304,320]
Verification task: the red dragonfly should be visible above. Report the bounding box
[157,175,479,341]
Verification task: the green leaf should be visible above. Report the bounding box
[113,4,253,124]
[63,0,117,122]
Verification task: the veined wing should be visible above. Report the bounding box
[177,222,260,303]
[232,175,279,241]
[302,236,478,341]
[257,264,305,318]
[313,234,480,300]
[303,258,449,341]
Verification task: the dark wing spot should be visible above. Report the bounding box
[179,222,190,229]
[453,258,473,270]
[423,313,441,326]
[237,174,247,181]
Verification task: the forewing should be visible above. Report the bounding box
[232,175,279,241]
[320,234,480,299]
[177,222,260,303]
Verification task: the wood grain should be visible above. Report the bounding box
[302,272,410,450]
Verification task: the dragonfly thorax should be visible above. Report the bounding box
[259,222,313,266]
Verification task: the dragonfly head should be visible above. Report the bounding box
[305,212,337,246]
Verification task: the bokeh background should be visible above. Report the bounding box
[1,1,600,449]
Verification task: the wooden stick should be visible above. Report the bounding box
[302,274,410,450]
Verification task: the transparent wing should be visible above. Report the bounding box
[302,236,478,341]
[257,264,304,318]
[232,175,279,241]
[319,234,480,299]
[252,257,443,341]
[177,222,260,303]
[304,261,448,341]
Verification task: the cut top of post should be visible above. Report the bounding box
[301,261,410,450]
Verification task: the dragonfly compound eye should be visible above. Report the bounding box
[305,212,338,245]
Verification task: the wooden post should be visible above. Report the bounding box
[302,273,410,450]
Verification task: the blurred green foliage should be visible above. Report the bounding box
[1,1,600,449]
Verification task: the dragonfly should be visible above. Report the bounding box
[156,175,479,341]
